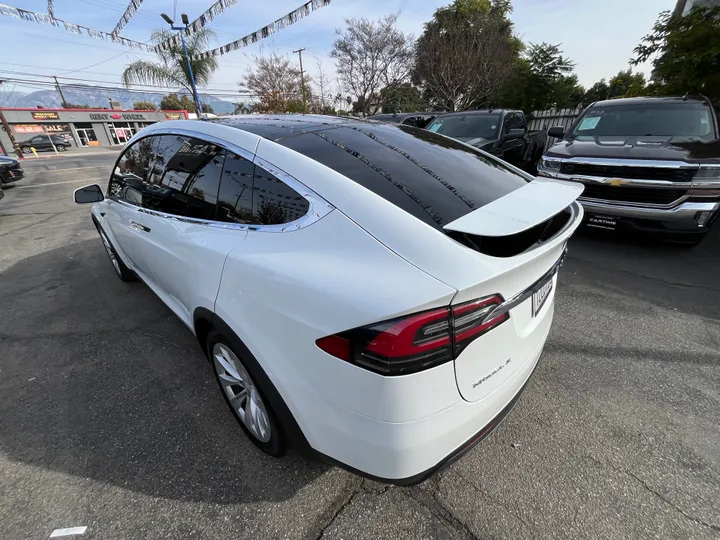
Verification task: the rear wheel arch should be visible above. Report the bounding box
[191,307,314,456]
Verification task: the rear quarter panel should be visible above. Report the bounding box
[214,209,461,423]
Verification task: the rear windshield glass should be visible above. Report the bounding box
[280,123,527,228]
[568,102,716,142]
[426,113,501,140]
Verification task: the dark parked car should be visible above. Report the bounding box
[19,134,69,153]
[369,112,438,129]
[537,96,720,245]
[0,156,24,184]
[425,109,547,174]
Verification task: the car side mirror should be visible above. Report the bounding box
[74,184,104,204]
[547,126,565,139]
[502,128,525,142]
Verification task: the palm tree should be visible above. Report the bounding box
[122,28,218,109]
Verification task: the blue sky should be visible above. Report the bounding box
[0,0,676,101]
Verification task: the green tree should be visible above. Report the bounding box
[132,100,156,110]
[631,6,720,102]
[233,102,253,114]
[122,28,218,102]
[201,102,214,114]
[608,69,646,98]
[159,94,196,111]
[582,79,610,104]
[499,43,582,113]
[379,82,427,113]
[413,0,520,111]
[66,103,90,108]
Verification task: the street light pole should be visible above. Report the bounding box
[162,13,203,117]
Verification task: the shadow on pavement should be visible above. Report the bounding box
[0,238,328,504]
[563,221,720,320]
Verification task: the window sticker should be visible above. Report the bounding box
[578,116,601,130]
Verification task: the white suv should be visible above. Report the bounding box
[74,115,583,484]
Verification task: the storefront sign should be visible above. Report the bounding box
[164,112,183,120]
[14,124,45,133]
[89,112,147,121]
[44,123,71,133]
[32,111,60,120]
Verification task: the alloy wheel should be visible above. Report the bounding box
[99,230,121,276]
[212,343,272,443]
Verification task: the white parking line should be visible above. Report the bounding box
[41,166,109,172]
[14,178,105,189]
[50,526,87,537]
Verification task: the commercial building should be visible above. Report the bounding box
[0,107,189,155]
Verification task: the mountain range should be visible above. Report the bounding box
[0,86,237,114]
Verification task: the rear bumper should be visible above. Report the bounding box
[580,198,720,233]
[277,311,550,484]
[317,356,540,486]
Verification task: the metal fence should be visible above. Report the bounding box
[528,106,584,151]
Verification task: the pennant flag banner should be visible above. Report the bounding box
[157,0,237,51]
[196,0,332,60]
[111,0,144,37]
[0,3,155,51]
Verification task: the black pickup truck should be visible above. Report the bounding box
[537,96,720,245]
[425,109,547,174]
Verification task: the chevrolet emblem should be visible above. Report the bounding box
[607,178,628,187]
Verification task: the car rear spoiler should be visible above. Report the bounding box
[442,179,584,237]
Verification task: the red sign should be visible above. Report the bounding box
[111,113,122,119]
[14,124,45,133]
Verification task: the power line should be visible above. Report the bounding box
[0,69,242,92]
[0,76,260,98]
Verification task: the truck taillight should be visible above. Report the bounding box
[316,295,508,376]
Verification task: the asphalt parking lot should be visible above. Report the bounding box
[1,155,718,540]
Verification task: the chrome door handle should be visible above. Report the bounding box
[130,220,150,233]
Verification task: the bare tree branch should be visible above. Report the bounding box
[331,14,414,116]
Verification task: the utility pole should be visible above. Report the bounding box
[0,80,22,159]
[293,48,307,113]
[54,76,69,108]
[0,108,23,160]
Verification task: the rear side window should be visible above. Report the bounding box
[216,151,255,223]
[252,165,310,225]
[280,124,527,228]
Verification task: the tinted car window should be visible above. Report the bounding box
[143,135,225,220]
[502,113,516,132]
[280,124,527,228]
[109,135,156,199]
[216,151,256,224]
[252,165,310,225]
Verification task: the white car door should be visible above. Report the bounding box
[132,134,252,327]
[103,137,158,279]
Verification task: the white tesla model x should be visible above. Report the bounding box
[74,115,584,485]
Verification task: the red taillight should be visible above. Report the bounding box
[452,295,508,355]
[316,295,508,376]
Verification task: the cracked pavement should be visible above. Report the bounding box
[1,154,719,539]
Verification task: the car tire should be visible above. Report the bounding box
[94,222,137,281]
[207,331,287,457]
[21,146,31,154]
[57,144,67,152]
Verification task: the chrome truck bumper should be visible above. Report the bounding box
[579,198,720,227]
